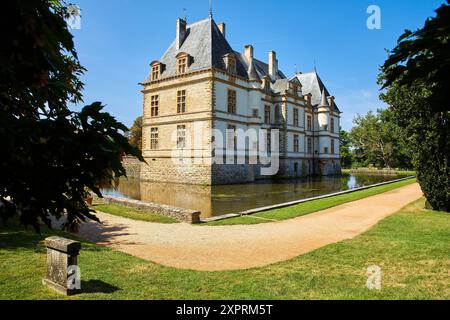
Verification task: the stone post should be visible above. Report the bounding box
[42,236,81,296]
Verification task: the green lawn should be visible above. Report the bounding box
[341,168,416,176]
[0,197,448,300]
[92,203,178,224]
[205,178,417,225]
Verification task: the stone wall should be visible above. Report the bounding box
[100,196,201,224]
[122,156,141,179]
[141,158,212,185]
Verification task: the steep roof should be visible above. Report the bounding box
[143,17,285,83]
[296,71,340,111]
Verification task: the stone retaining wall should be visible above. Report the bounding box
[100,196,201,224]
[122,156,141,179]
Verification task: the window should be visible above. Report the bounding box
[293,108,299,127]
[294,134,299,153]
[264,105,271,124]
[307,115,312,131]
[177,125,186,149]
[324,147,329,154]
[262,76,271,94]
[177,57,188,75]
[150,95,159,117]
[228,90,237,114]
[151,65,160,81]
[252,109,259,117]
[227,125,237,150]
[331,139,335,154]
[291,83,299,97]
[266,129,272,152]
[177,90,186,113]
[150,128,159,150]
[331,118,335,133]
[307,137,312,154]
[227,57,236,74]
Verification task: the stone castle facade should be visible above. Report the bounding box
[140,16,342,185]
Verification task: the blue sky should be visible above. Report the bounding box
[71,0,444,131]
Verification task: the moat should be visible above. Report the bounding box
[102,174,407,219]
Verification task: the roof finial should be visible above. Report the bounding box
[314,58,317,73]
[209,0,213,18]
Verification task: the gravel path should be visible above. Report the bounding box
[76,183,422,271]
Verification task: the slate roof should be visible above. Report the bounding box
[142,17,340,113]
[143,17,285,83]
[296,71,340,112]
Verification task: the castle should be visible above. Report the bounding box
[140,16,341,185]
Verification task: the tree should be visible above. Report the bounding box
[380,1,449,211]
[127,116,143,151]
[339,129,352,168]
[0,0,143,231]
[349,109,410,169]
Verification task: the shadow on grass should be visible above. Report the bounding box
[81,280,121,294]
[0,219,131,252]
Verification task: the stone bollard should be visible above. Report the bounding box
[42,236,81,296]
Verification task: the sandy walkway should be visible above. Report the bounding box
[76,183,422,271]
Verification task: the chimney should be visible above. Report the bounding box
[218,23,226,38]
[269,50,278,77]
[176,18,187,49]
[244,45,254,61]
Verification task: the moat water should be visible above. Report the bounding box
[101,173,406,219]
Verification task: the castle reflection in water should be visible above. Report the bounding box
[102,174,402,219]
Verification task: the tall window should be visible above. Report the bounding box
[177,90,186,113]
[264,105,271,124]
[150,128,159,150]
[306,115,312,131]
[331,139,335,154]
[151,65,160,81]
[227,57,236,74]
[228,89,237,114]
[331,118,335,133]
[177,125,186,149]
[150,95,159,117]
[294,134,299,153]
[227,125,237,150]
[177,57,188,75]
[307,137,312,154]
[266,129,272,152]
[293,108,299,127]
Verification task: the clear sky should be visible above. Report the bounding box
[70,0,444,131]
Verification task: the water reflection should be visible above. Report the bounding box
[102,174,403,218]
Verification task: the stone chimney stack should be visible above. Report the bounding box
[269,50,278,77]
[176,18,187,49]
[244,45,254,61]
[218,23,226,38]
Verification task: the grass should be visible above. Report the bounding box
[91,203,178,224]
[0,198,448,300]
[205,178,417,226]
[342,168,416,176]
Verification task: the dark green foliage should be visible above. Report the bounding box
[349,109,412,169]
[380,1,449,212]
[0,0,143,231]
[339,129,352,168]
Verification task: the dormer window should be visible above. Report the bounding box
[176,52,190,75]
[223,53,237,74]
[262,76,271,94]
[289,81,302,97]
[150,61,163,81]
[151,65,160,81]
